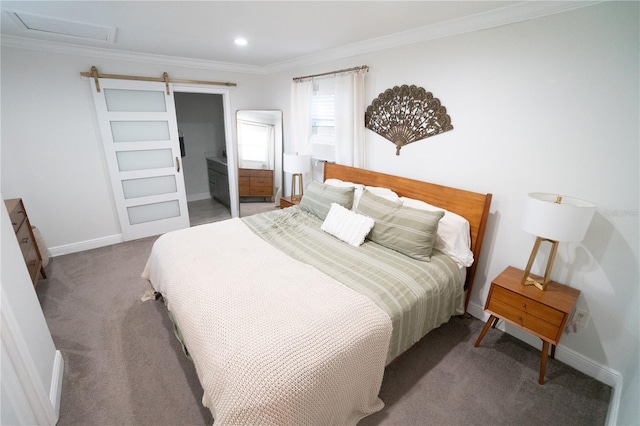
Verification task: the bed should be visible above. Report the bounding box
[142,163,492,425]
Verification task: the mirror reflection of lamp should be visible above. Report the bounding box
[520,193,596,290]
[283,153,311,201]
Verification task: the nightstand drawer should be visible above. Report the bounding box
[487,297,561,341]
[9,203,27,232]
[491,285,564,326]
[249,186,271,195]
[251,177,271,187]
[16,222,33,258]
[4,198,46,288]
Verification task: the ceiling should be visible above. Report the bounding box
[0,1,594,73]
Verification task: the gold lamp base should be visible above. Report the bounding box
[290,173,304,201]
[521,236,559,291]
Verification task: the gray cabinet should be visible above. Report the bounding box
[206,158,230,208]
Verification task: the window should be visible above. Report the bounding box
[310,81,336,161]
[237,121,272,169]
[291,68,366,168]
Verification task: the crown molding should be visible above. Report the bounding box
[264,1,600,73]
[1,1,600,76]
[0,35,263,75]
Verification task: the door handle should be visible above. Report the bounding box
[176,157,181,173]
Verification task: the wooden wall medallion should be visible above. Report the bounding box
[365,84,453,155]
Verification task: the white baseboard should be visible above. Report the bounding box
[47,194,213,257]
[49,350,64,419]
[48,234,124,257]
[467,300,621,425]
[187,192,211,202]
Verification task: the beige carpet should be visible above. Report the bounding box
[35,231,611,425]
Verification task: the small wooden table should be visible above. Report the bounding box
[474,266,580,384]
[279,196,301,209]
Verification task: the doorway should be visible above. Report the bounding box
[174,92,233,226]
[172,85,238,223]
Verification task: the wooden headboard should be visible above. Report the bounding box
[323,163,492,311]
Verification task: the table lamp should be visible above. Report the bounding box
[283,153,311,201]
[520,193,596,290]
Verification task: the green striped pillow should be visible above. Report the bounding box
[299,181,355,220]
[356,188,444,261]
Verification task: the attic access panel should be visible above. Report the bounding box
[365,84,453,155]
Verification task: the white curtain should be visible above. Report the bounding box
[290,71,365,188]
[334,71,366,168]
[290,80,313,155]
[289,80,313,193]
[266,124,275,170]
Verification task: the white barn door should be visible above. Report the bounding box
[90,78,190,241]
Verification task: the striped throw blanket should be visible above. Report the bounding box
[243,206,465,363]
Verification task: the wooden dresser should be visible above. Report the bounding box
[474,266,579,384]
[5,198,47,287]
[239,168,273,201]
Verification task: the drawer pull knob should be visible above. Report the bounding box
[21,237,29,244]
[518,316,523,321]
[522,303,526,308]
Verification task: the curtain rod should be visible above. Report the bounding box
[81,66,237,94]
[292,65,369,82]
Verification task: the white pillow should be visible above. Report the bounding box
[321,203,375,247]
[364,186,401,204]
[324,179,401,209]
[400,197,474,268]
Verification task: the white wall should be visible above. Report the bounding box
[1,196,62,424]
[267,2,638,424]
[0,49,264,253]
[1,2,637,424]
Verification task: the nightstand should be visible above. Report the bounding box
[279,196,301,209]
[474,266,580,384]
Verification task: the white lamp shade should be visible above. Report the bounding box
[521,193,596,242]
[283,153,311,174]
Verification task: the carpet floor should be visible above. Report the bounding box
[36,234,611,425]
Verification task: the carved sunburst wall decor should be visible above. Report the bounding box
[365,84,453,155]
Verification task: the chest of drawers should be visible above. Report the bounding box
[5,198,47,287]
[239,168,273,200]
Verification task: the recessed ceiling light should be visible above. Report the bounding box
[234,38,248,46]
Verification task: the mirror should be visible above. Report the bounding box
[236,110,283,217]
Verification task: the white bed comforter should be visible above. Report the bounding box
[142,218,392,425]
